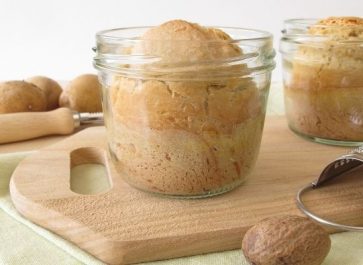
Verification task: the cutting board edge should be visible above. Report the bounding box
[10,173,253,265]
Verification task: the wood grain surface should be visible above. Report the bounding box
[0,125,88,154]
[9,116,363,265]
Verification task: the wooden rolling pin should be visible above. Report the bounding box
[0,108,103,144]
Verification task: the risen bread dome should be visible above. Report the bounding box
[135,19,242,65]
[308,17,363,38]
[111,20,260,134]
[293,17,363,90]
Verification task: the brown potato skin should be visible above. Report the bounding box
[0,80,47,114]
[59,74,102,112]
[242,215,331,265]
[26,76,62,110]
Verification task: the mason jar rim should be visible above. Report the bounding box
[282,18,363,41]
[93,26,275,80]
[95,26,273,43]
[281,18,363,48]
[280,18,363,61]
[284,18,363,29]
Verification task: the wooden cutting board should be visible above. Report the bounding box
[9,116,363,265]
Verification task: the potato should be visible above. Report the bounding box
[59,74,102,112]
[26,76,62,110]
[0,81,47,114]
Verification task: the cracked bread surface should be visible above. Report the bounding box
[136,20,242,64]
[309,17,363,39]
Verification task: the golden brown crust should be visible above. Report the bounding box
[296,16,363,74]
[26,76,62,110]
[59,74,102,112]
[0,81,47,113]
[314,16,363,26]
[142,20,210,41]
[134,20,242,67]
[308,16,363,38]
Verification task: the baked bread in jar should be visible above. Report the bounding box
[285,17,363,142]
[107,20,266,195]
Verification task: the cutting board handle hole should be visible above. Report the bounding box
[70,147,111,195]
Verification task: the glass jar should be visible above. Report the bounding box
[280,18,363,146]
[94,24,275,198]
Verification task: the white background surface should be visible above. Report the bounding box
[0,0,361,81]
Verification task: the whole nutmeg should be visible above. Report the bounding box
[242,215,331,265]
[59,74,102,112]
[26,76,62,110]
[0,80,47,114]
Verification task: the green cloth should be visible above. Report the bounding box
[1,152,363,265]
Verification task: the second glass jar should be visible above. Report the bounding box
[280,18,363,146]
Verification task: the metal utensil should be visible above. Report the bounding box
[0,108,103,144]
[296,148,363,231]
